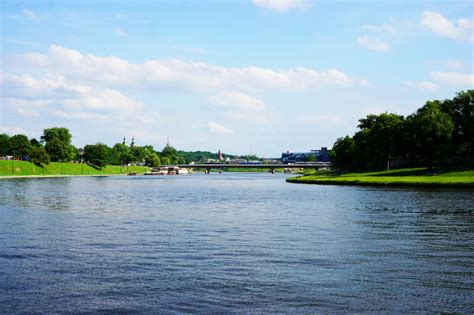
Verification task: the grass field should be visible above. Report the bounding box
[0,160,149,177]
[286,167,474,187]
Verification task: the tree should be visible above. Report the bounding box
[30,138,42,148]
[354,113,405,169]
[145,153,161,167]
[406,101,454,166]
[331,136,356,171]
[440,90,474,156]
[83,143,111,170]
[41,127,74,161]
[45,137,70,162]
[29,147,50,165]
[8,135,31,159]
[111,143,133,165]
[161,156,171,165]
[41,127,72,144]
[0,134,10,156]
[162,144,178,164]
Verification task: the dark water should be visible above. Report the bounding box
[0,174,473,313]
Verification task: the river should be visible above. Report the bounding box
[0,173,473,313]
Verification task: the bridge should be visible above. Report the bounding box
[174,162,331,174]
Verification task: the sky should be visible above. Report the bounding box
[1,0,473,157]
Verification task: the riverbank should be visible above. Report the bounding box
[0,160,149,178]
[287,167,474,187]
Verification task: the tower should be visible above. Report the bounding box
[218,149,223,161]
[131,137,135,148]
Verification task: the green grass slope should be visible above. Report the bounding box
[0,160,149,177]
[287,167,474,187]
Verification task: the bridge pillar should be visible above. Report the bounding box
[270,168,275,174]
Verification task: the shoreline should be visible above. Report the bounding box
[0,174,126,179]
[286,177,474,188]
[286,167,474,188]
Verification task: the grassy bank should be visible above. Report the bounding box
[287,167,474,188]
[0,160,149,177]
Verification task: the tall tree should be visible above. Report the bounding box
[45,138,70,162]
[29,147,50,165]
[331,136,356,171]
[406,101,454,166]
[41,127,72,144]
[440,90,474,156]
[8,135,31,159]
[0,134,10,156]
[83,143,111,170]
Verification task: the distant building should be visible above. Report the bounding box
[281,147,331,163]
[218,149,223,161]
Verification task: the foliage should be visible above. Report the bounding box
[8,134,31,158]
[110,143,134,165]
[145,153,161,167]
[406,101,453,166]
[29,138,42,148]
[0,134,10,156]
[41,127,72,144]
[83,143,111,169]
[331,90,470,171]
[161,156,171,165]
[29,147,50,165]
[45,137,71,162]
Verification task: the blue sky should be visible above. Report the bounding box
[1,0,473,157]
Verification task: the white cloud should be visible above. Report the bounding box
[208,91,265,111]
[421,11,474,42]
[114,26,127,37]
[208,122,235,135]
[0,126,28,135]
[16,108,40,118]
[252,0,311,12]
[356,36,390,52]
[362,21,399,37]
[403,81,440,92]
[4,45,361,92]
[446,60,465,70]
[431,71,474,87]
[23,9,39,21]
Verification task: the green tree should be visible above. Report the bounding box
[331,136,356,171]
[29,147,50,165]
[83,143,111,170]
[131,146,147,163]
[8,134,31,159]
[354,113,405,169]
[406,101,454,166]
[145,153,161,167]
[111,143,133,165]
[440,90,474,156]
[29,138,42,148]
[161,144,178,164]
[45,137,70,162]
[0,134,10,156]
[41,127,72,144]
[161,156,171,165]
[42,127,73,162]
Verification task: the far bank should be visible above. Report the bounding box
[287,168,474,188]
[0,160,149,178]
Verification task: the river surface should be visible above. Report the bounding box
[0,173,473,313]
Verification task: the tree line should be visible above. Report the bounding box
[0,127,257,168]
[331,90,474,171]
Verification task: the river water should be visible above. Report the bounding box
[0,173,473,313]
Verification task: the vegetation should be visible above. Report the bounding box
[287,167,474,187]
[331,90,473,171]
[0,160,148,177]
